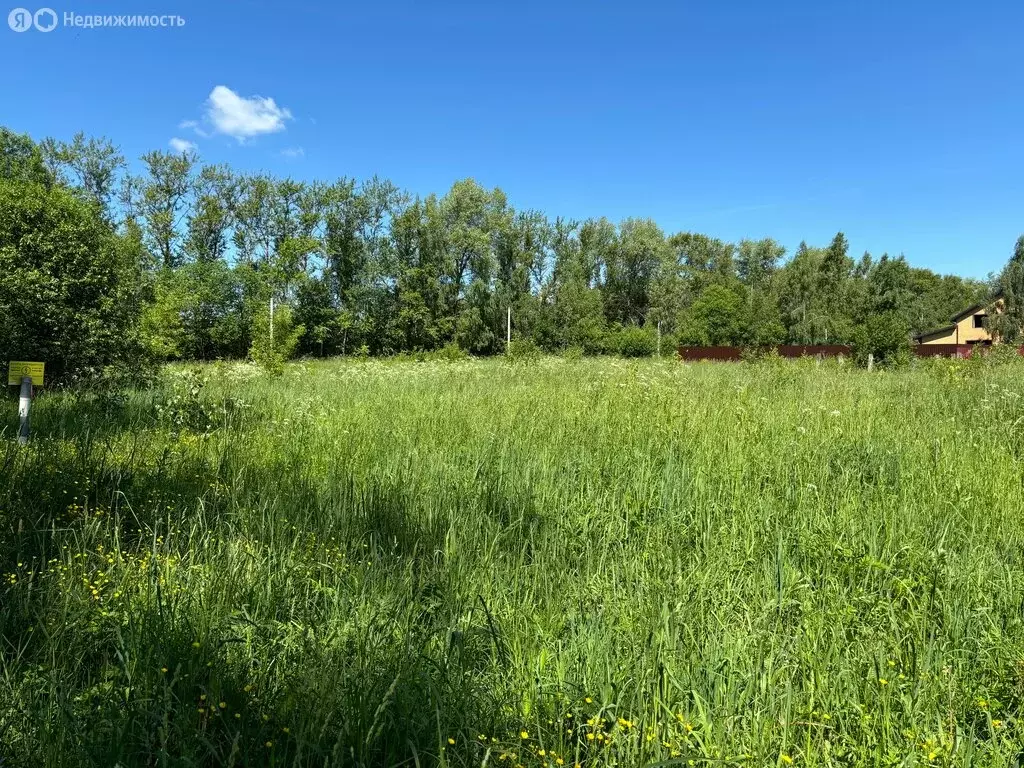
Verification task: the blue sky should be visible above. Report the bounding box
[2,0,1022,278]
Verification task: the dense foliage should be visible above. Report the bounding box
[3,357,1024,765]
[1,125,1011,375]
[0,129,145,382]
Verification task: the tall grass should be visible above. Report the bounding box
[1,356,1023,766]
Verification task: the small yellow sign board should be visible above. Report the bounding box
[8,361,44,386]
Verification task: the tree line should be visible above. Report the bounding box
[3,124,1019,380]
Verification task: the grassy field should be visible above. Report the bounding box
[2,356,1024,767]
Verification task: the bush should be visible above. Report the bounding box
[427,342,470,362]
[0,176,146,383]
[506,338,541,363]
[981,344,1023,367]
[155,367,211,433]
[249,301,304,375]
[852,312,912,368]
[563,345,584,362]
[612,326,656,358]
[740,346,780,363]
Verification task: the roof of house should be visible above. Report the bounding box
[913,290,1003,341]
[951,302,989,322]
[914,324,955,341]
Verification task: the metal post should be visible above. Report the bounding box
[867,353,874,372]
[17,376,31,445]
[269,295,275,352]
[657,320,662,357]
[507,307,512,351]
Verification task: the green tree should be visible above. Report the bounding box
[852,311,911,366]
[737,238,784,290]
[745,288,786,345]
[390,195,448,351]
[185,165,237,263]
[0,174,144,380]
[776,242,822,342]
[647,245,686,345]
[550,219,607,353]
[124,150,196,269]
[140,269,187,359]
[233,174,279,265]
[249,283,304,373]
[678,284,746,346]
[41,132,125,221]
[669,232,737,296]
[0,127,51,185]
[992,235,1024,342]
[603,218,665,326]
[295,276,342,356]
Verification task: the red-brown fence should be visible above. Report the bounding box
[678,344,1024,362]
[677,345,851,361]
[913,344,1024,359]
[912,344,975,359]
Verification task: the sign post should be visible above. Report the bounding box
[17,377,31,444]
[8,362,44,445]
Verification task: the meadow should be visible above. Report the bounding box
[1,355,1024,767]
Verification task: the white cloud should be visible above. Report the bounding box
[281,147,305,158]
[204,85,292,142]
[169,137,198,154]
[178,119,210,138]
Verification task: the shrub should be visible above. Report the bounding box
[154,367,211,433]
[0,176,146,383]
[428,342,470,362]
[506,338,541,363]
[740,346,777,363]
[982,344,1023,367]
[613,326,656,358]
[852,312,912,368]
[249,302,304,375]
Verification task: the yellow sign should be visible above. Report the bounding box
[8,361,44,386]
